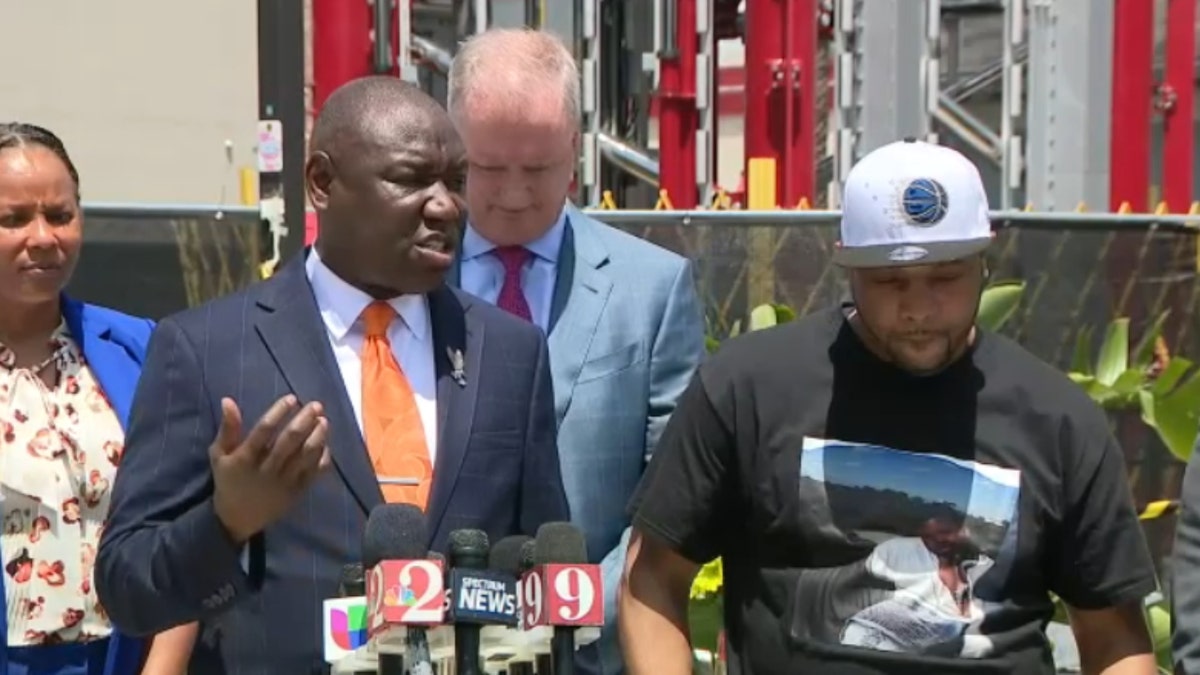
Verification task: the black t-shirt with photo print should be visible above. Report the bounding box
[628,307,1157,675]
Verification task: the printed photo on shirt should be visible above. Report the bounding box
[790,437,1021,659]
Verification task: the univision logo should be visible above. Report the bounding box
[329,603,368,650]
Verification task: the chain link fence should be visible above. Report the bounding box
[73,204,1200,569]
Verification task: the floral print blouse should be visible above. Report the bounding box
[0,323,121,646]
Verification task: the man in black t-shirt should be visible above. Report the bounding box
[618,139,1158,675]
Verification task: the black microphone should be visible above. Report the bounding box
[335,563,373,675]
[339,563,366,597]
[362,504,430,675]
[448,529,490,675]
[520,540,552,675]
[534,523,591,675]
[489,536,535,675]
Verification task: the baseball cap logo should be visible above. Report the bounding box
[887,245,930,263]
[900,178,949,227]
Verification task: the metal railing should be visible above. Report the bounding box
[75,199,1195,566]
[81,201,1200,231]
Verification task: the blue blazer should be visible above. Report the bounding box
[451,206,707,675]
[0,298,154,675]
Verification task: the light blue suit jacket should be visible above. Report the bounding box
[454,205,706,674]
[0,298,152,675]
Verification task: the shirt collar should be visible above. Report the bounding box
[461,206,568,263]
[305,248,429,343]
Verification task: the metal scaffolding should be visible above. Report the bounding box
[1025,0,1114,211]
[305,0,1197,220]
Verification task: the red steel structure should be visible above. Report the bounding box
[742,0,817,208]
[312,0,372,112]
[657,0,701,208]
[311,1,1185,214]
[1108,0,1155,211]
[1161,0,1196,212]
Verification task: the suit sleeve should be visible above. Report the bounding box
[643,259,706,459]
[1175,437,1200,673]
[586,260,705,674]
[520,331,571,533]
[96,318,252,636]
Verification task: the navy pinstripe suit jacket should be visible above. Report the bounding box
[95,252,569,673]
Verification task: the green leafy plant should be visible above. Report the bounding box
[1067,311,1200,462]
[977,280,1026,332]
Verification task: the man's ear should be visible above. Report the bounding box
[305,152,335,210]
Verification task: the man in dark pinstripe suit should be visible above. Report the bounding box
[95,77,570,673]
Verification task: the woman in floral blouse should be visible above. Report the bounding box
[0,124,195,674]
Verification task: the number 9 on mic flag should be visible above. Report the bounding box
[519,563,604,629]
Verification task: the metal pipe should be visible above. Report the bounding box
[79,202,1200,233]
[312,0,372,111]
[411,35,453,73]
[578,209,1200,232]
[656,0,698,206]
[997,0,1019,210]
[939,95,1001,155]
[373,0,393,73]
[1109,0,1155,210]
[411,3,454,21]
[596,133,660,186]
[83,203,259,220]
[660,0,678,59]
[933,107,999,161]
[1162,0,1195,211]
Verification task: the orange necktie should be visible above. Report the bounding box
[361,301,433,508]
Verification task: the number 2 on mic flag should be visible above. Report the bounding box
[519,564,604,629]
[366,559,446,637]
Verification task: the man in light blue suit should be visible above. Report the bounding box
[447,28,706,675]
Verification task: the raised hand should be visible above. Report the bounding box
[210,395,332,544]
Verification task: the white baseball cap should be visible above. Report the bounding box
[834,138,994,268]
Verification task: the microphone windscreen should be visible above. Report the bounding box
[489,535,534,575]
[448,528,490,567]
[519,540,536,571]
[339,563,365,596]
[362,503,429,568]
[533,522,588,564]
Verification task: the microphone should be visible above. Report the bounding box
[520,540,552,675]
[362,504,445,675]
[323,563,373,673]
[489,536,535,675]
[446,529,519,675]
[340,563,366,596]
[404,551,445,675]
[520,523,605,675]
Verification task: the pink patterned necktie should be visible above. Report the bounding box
[492,246,533,322]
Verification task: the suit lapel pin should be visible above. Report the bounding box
[448,347,466,387]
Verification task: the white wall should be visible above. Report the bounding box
[0,0,259,204]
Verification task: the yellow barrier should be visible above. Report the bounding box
[654,189,675,210]
[239,167,257,206]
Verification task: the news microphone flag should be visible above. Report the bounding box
[323,596,369,662]
[518,563,604,630]
[446,568,520,626]
[366,558,447,638]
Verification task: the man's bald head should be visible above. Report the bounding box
[304,75,465,299]
[310,76,447,156]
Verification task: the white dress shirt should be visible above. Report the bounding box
[241,251,439,571]
[305,249,439,459]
